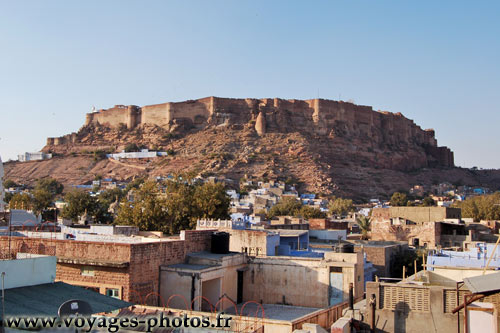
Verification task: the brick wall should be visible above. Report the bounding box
[309,219,349,230]
[0,230,214,306]
[371,220,440,248]
[181,229,213,254]
[56,263,130,298]
[372,207,461,223]
[309,219,327,230]
[354,244,407,278]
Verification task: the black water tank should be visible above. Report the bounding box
[333,243,354,253]
[211,232,230,254]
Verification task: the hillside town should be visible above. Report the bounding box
[2,153,500,332]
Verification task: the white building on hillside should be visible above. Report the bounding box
[106,149,168,160]
[18,151,53,162]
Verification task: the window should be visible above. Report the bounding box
[81,266,94,277]
[106,288,120,299]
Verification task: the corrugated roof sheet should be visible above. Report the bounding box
[2,282,131,318]
[463,271,500,294]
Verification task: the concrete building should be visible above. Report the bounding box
[309,229,347,242]
[161,250,364,312]
[160,251,247,311]
[427,242,500,281]
[228,228,280,256]
[196,219,366,311]
[371,210,471,249]
[17,151,52,162]
[245,252,365,308]
[106,149,168,160]
[277,229,309,251]
[362,269,500,332]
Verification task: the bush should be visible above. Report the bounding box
[328,197,354,217]
[390,192,408,206]
[124,143,140,152]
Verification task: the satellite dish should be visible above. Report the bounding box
[58,299,92,317]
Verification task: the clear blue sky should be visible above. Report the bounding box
[0,1,499,168]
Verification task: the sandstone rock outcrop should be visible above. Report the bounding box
[255,111,266,136]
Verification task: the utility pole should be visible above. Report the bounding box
[369,294,376,333]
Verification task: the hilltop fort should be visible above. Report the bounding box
[4,96,477,199]
[46,96,453,169]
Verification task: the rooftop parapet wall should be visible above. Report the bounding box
[372,206,462,223]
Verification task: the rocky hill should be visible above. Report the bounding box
[5,97,500,199]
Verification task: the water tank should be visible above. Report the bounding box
[211,232,230,254]
[333,243,354,253]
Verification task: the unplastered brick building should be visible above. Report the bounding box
[0,229,213,306]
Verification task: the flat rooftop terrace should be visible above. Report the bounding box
[0,230,181,244]
[226,303,321,321]
[187,251,243,260]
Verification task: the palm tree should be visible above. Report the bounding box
[356,215,371,240]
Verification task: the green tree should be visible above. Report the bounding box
[454,192,500,222]
[356,215,371,240]
[191,182,230,223]
[115,179,230,235]
[125,177,146,193]
[35,178,64,196]
[421,196,435,207]
[268,197,302,219]
[9,193,33,210]
[115,181,169,231]
[298,206,327,219]
[61,190,97,222]
[28,178,64,215]
[32,189,53,215]
[3,179,18,189]
[4,192,13,204]
[87,188,125,223]
[124,143,140,152]
[99,188,124,207]
[390,192,408,207]
[328,197,354,217]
